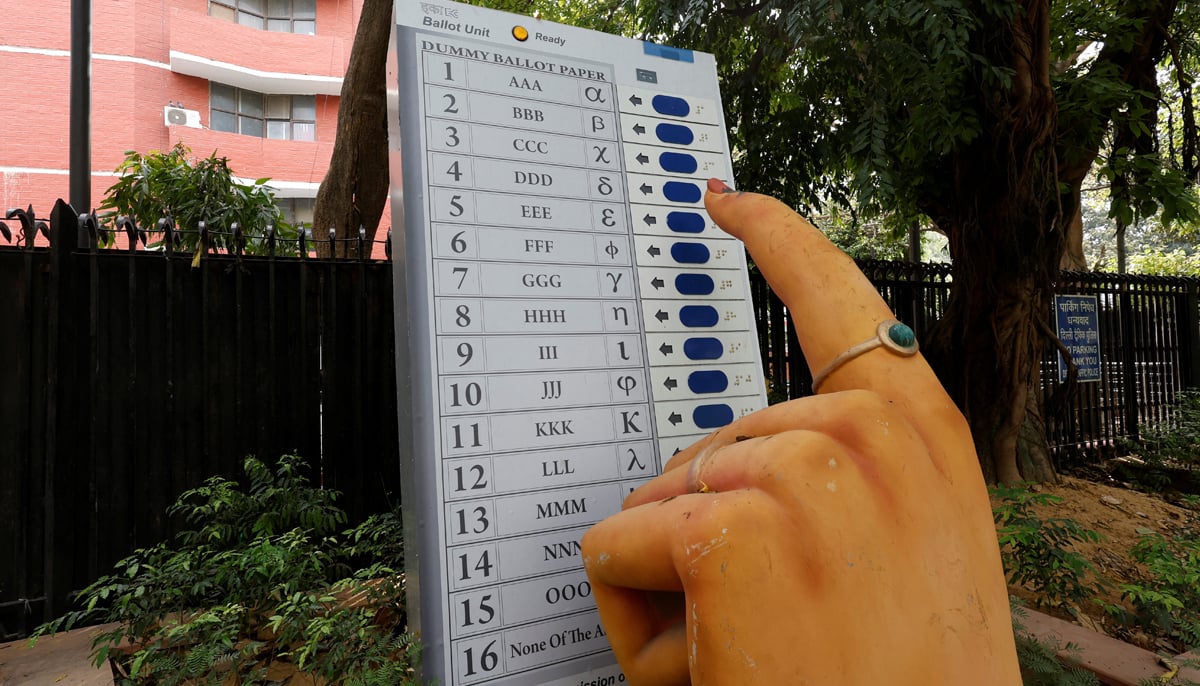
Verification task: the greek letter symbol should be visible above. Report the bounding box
[616,375,637,396]
[605,272,623,293]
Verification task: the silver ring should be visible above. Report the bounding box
[810,319,919,393]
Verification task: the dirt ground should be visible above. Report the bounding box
[1002,469,1200,652]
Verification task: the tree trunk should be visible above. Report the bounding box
[926,268,1059,484]
[921,0,1064,484]
[1060,197,1087,271]
[907,221,921,263]
[312,0,392,258]
[1116,214,1128,273]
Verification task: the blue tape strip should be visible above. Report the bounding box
[642,41,695,63]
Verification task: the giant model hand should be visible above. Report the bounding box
[581,179,1020,685]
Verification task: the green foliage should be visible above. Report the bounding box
[1107,527,1200,651]
[1012,600,1101,686]
[1131,390,1200,472]
[1128,249,1200,277]
[32,455,417,685]
[100,143,299,255]
[513,0,1200,258]
[991,484,1107,610]
[815,212,911,262]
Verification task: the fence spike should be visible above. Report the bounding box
[299,226,308,258]
[385,228,392,261]
[117,215,139,253]
[77,212,101,250]
[8,207,37,248]
[358,225,366,259]
[329,226,337,261]
[193,220,209,269]
[266,222,276,258]
[0,221,9,243]
[158,217,176,256]
[232,222,244,257]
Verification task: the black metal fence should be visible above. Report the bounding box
[750,259,1200,464]
[0,201,400,639]
[3,201,1199,639]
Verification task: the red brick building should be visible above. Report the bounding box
[0,0,374,242]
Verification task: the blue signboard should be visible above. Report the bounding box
[1054,294,1101,383]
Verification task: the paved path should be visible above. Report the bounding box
[0,624,115,686]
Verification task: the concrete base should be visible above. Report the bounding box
[0,624,116,686]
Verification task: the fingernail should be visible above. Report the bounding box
[707,178,736,194]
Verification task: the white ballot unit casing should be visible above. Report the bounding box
[387,2,767,683]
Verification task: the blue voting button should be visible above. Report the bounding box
[688,370,729,394]
[667,211,705,233]
[663,181,702,204]
[656,122,695,145]
[693,403,734,429]
[680,305,719,327]
[652,94,691,117]
[671,242,710,264]
[659,151,698,174]
[684,337,724,360]
[675,273,714,295]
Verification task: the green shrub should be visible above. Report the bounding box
[1107,526,1200,652]
[32,455,417,685]
[1127,390,1200,488]
[992,484,1107,611]
[101,143,300,255]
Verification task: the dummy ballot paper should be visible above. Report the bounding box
[389,2,767,683]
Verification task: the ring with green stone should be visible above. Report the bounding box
[810,319,919,393]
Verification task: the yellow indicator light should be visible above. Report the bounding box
[512,25,529,41]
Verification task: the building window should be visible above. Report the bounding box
[209,0,316,34]
[278,198,315,228]
[211,84,316,141]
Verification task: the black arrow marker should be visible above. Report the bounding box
[636,153,650,165]
[650,277,664,289]
[643,214,657,225]
[655,310,669,322]
[647,245,661,257]
[664,378,678,390]
[659,343,673,356]
[629,94,643,106]
[668,412,682,425]
[640,183,653,195]
[633,123,646,135]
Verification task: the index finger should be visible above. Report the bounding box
[704,179,951,413]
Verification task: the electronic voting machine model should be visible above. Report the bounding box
[388,2,767,683]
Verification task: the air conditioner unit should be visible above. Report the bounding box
[163,106,202,128]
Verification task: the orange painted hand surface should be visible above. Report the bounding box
[581,181,1021,685]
